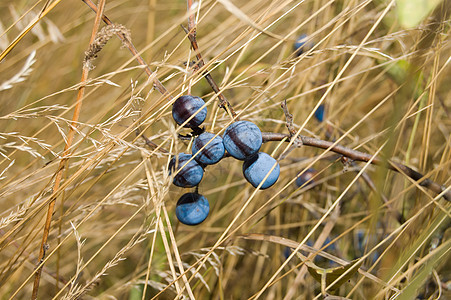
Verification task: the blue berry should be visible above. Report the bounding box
[191,132,225,165]
[172,95,207,128]
[306,237,337,266]
[223,121,262,160]
[283,246,293,259]
[294,34,313,56]
[169,153,204,187]
[322,236,337,252]
[295,168,317,187]
[242,152,280,189]
[176,193,209,225]
[314,104,325,122]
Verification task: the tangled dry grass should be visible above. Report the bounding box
[0,0,450,299]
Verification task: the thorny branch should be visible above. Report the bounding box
[282,101,404,223]
[262,132,450,201]
[281,100,302,147]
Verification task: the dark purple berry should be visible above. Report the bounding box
[314,104,325,122]
[172,95,207,128]
[169,153,204,187]
[243,152,280,189]
[223,121,262,160]
[176,193,209,225]
[192,132,225,165]
[294,34,314,56]
[295,168,317,187]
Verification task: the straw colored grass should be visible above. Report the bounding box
[0,0,449,299]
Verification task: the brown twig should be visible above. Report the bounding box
[278,100,302,159]
[262,132,450,201]
[135,127,169,154]
[185,0,237,119]
[282,102,403,223]
[32,1,107,298]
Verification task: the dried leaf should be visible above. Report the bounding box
[307,259,363,292]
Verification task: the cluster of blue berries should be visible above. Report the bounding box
[169,95,281,225]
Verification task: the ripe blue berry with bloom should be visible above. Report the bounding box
[295,168,317,187]
[223,121,262,160]
[172,95,207,128]
[314,104,325,122]
[294,34,313,56]
[176,193,210,225]
[242,152,280,189]
[169,153,204,187]
[192,132,225,165]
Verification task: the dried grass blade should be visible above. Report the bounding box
[0,0,63,63]
[217,0,288,41]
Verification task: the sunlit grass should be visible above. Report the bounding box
[0,0,449,299]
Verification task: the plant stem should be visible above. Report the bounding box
[31,1,107,298]
[185,0,238,119]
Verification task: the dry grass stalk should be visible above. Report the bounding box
[0,0,449,299]
[0,50,36,91]
[32,0,108,298]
